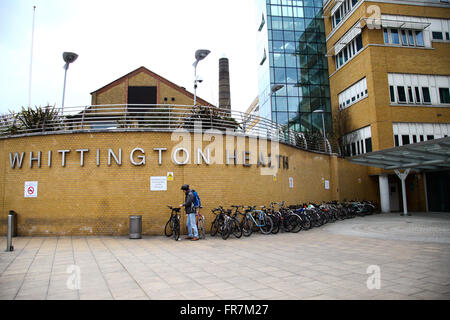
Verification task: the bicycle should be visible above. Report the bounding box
[196,206,206,239]
[210,206,226,237]
[164,206,181,241]
[223,207,242,239]
[242,206,273,236]
[276,202,303,233]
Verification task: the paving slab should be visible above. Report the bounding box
[0,212,449,300]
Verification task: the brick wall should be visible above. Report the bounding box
[0,131,377,236]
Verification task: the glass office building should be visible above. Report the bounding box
[256,0,331,133]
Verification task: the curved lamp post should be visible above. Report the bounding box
[61,52,78,114]
[192,49,210,106]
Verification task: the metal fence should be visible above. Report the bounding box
[0,104,339,154]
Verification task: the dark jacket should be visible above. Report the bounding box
[183,190,195,214]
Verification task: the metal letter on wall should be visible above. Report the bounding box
[108,148,122,166]
[172,148,189,165]
[76,149,89,167]
[10,152,25,169]
[130,148,146,166]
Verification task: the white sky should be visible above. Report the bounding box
[0,0,259,115]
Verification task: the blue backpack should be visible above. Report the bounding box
[191,190,201,208]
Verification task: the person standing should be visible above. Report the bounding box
[180,184,199,241]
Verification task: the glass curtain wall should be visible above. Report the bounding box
[256,0,331,133]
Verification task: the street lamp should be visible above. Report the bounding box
[61,52,78,114]
[193,49,210,106]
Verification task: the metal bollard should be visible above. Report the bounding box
[9,210,17,237]
[6,213,14,252]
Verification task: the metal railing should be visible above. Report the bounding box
[0,104,339,154]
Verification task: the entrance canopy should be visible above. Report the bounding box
[349,137,450,171]
[349,137,450,216]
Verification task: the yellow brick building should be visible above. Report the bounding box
[0,131,377,236]
[323,0,450,212]
[91,66,213,107]
[0,67,379,236]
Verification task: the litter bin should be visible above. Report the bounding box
[129,215,142,239]
[9,210,17,237]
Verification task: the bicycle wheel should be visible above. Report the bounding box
[210,218,219,237]
[242,216,254,237]
[198,215,206,239]
[231,218,242,238]
[164,218,173,237]
[221,220,231,240]
[288,214,302,233]
[173,218,180,241]
[270,213,280,234]
[302,214,312,230]
[259,215,273,234]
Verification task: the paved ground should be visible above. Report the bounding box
[0,212,449,300]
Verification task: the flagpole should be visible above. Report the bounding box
[28,5,36,108]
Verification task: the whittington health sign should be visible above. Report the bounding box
[0,130,377,236]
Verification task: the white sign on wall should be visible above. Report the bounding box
[24,181,38,198]
[289,177,294,189]
[150,176,167,191]
[325,180,330,190]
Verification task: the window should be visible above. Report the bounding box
[365,138,372,153]
[335,34,363,70]
[397,86,407,103]
[394,135,399,147]
[408,30,415,46]
[407,87,414,103]
[389,74,450,106]
[341,126,372,156]
[432,31,444,40]
[384,28,426,48]
[401,30,408,45]
[415,31,424,46]
[393,123,450,146]
[439,88,450,104]
[331,0,360,30]
[339,78,368,110]
[356,34,363,50]
[402,135,410,145]
[383,29,389,43]
[391,29,400,44]
[414,87,421,104]
[389,86,396,103]
[422,87,431,104]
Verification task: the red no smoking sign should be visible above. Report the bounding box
[24,181,38,198]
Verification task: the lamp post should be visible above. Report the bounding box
[61,52,78,115]
[193,49,210,106]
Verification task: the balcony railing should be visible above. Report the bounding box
[0,104,338,155]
